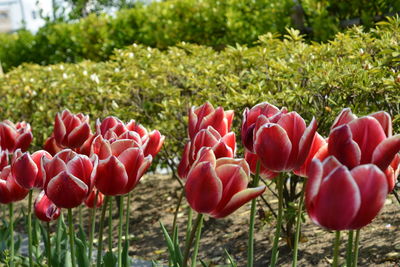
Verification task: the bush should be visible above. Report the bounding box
[0,18,399,169]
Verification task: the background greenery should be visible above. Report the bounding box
[0,18,399,169]
[0,0,399,72]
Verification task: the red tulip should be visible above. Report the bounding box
[254,112,317,172]
[0,166,29,204]
[34,190,61,222]
[143,130,165,158]
[0,120,33,153]
[185,148,266,218]
[0,148,8,171]
[242,102,287,152]
[44,135,63,156]
[327,109,400,191]
[12,149,52,189]
[93,136,152,196]
[244,151,277,179]
[178,126,236,179]
[84,188,104,208]
[44,149,94,209]
[188,102,234,140]
[306,156,388,230]
[294,133,327,177]
[54,109,91,148]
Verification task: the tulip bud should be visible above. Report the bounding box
[34,191,61,222]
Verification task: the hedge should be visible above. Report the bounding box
[0,18,399,169]
[1,0,399,72]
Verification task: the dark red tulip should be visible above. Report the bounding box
[0,166,29,204]
[306,156,388,230]
[0,120,33,153]
[12,149,52,189]
[54,109,91,148]
[254,112,317,172]
[185,148,266,218]
[84,188,104,208]
[34,190,61,222]
[188,102,234,140]
[242,102,287,152]
[44,149,94,209]
[178,126,236,179]
[244,151,277,179]
[294,133,327,177]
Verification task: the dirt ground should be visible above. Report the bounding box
[11,173,400,266]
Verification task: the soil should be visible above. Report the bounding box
[11,173,400,266]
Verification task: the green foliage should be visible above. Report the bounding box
[0,20,399,168]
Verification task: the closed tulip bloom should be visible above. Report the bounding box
[327,108,400,191]
[242,102,287,152]
[12,149,52,189]
[178,126,236,179]
[92,136,152,196]
[44,149,95,209]
[188,102,234,140]
[294,133,327,177]
[254,112,317,172]
[185,148,266,218]
[34,190,61,222]
[306,156,388,230]
[0,120,33,153]
[84,188,104,208]
[54,109,91,148]
[0,166,29,204]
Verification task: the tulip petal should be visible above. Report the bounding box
[95,156,128,196]
[371,135,400,171]
[217,157,250,177]
[349,165,388,229]
[177,142,191,179]
[211,186,266,218]
[91,136,112,160]
[305,159,323,212]
[67,122,91,148]
[254,123,292,171]
[53,113,66,145]
[110,139,137,157]
[192,147,217,167]
[244,151,277,179]
[43,157,67,188]
[185,162,222,214]
[66,155,93,187]
[296,117,318,170]
[143,130,164,158]
[15,131,33,152]
[328,125,361,169]
[12,153,38,189]
[331,108,357,130]
[200,107,228,137]
[369,111,392,137]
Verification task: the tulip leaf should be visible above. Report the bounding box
[159,221,179,267]
[102,251,117,267]
[64,251,72,267]
[122,239,130,267]
[75,237,90,267]
[224,249,237,267]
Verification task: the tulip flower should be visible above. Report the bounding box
[54,109,91,148]
[244,151,277,179]
[178,126,236,179]
[327,108,400,191]
[85,188,104,208]
[253,111,317,172]
[44,149,95,209]
[0,165,29,204]
[34,190,61,222]
[44,135,63,156]
[188,102,234,140]
[0,148,8,171]
[242,102,287,152]
[92,136,152,195]
[12,149,52,189]
[294,133,327,177]
[185,148,266,218]
[306,156,388,230]
[0,120,33,153]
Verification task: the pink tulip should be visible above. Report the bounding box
[0,120,33,153]
[12,149,52,189]
[34,190,61,222]
[0,166,29,204]
[54,110,91,148]
[188,102,234,140]
[306,156,388,230]
[44,149,95,208]
[178,126,236,179]
[92,136,152,196]
[242,102,287,152]
[185,148,266,218]
[294,133,327,177]
[253,111,317,172]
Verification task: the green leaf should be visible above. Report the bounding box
[102,251,117,267]
[75,237,90,267]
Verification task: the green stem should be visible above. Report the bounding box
[182,213,203,267]
[345,230,354,267]
[46,222,52,267]
[292,179,305,267]
[332,231,341,267]
[68,209,76,267]
[79,205,83,227]
[108,198,113,252]
[270,174,285,267]
[97,196,110,267]
[353,229,361,267]
[56,213,63,264]
[190,215,204,267]
[117,196,124,267]
[184,207,193,254]
[172,188,185,244]
[247,160,261,267]
[27,190,33,267]
[88,191,99,265]
[9,203,14,267]
[124,193,131,267]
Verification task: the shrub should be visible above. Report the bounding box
[0,18,399,169]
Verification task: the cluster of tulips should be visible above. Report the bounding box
[0,102,399,266]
